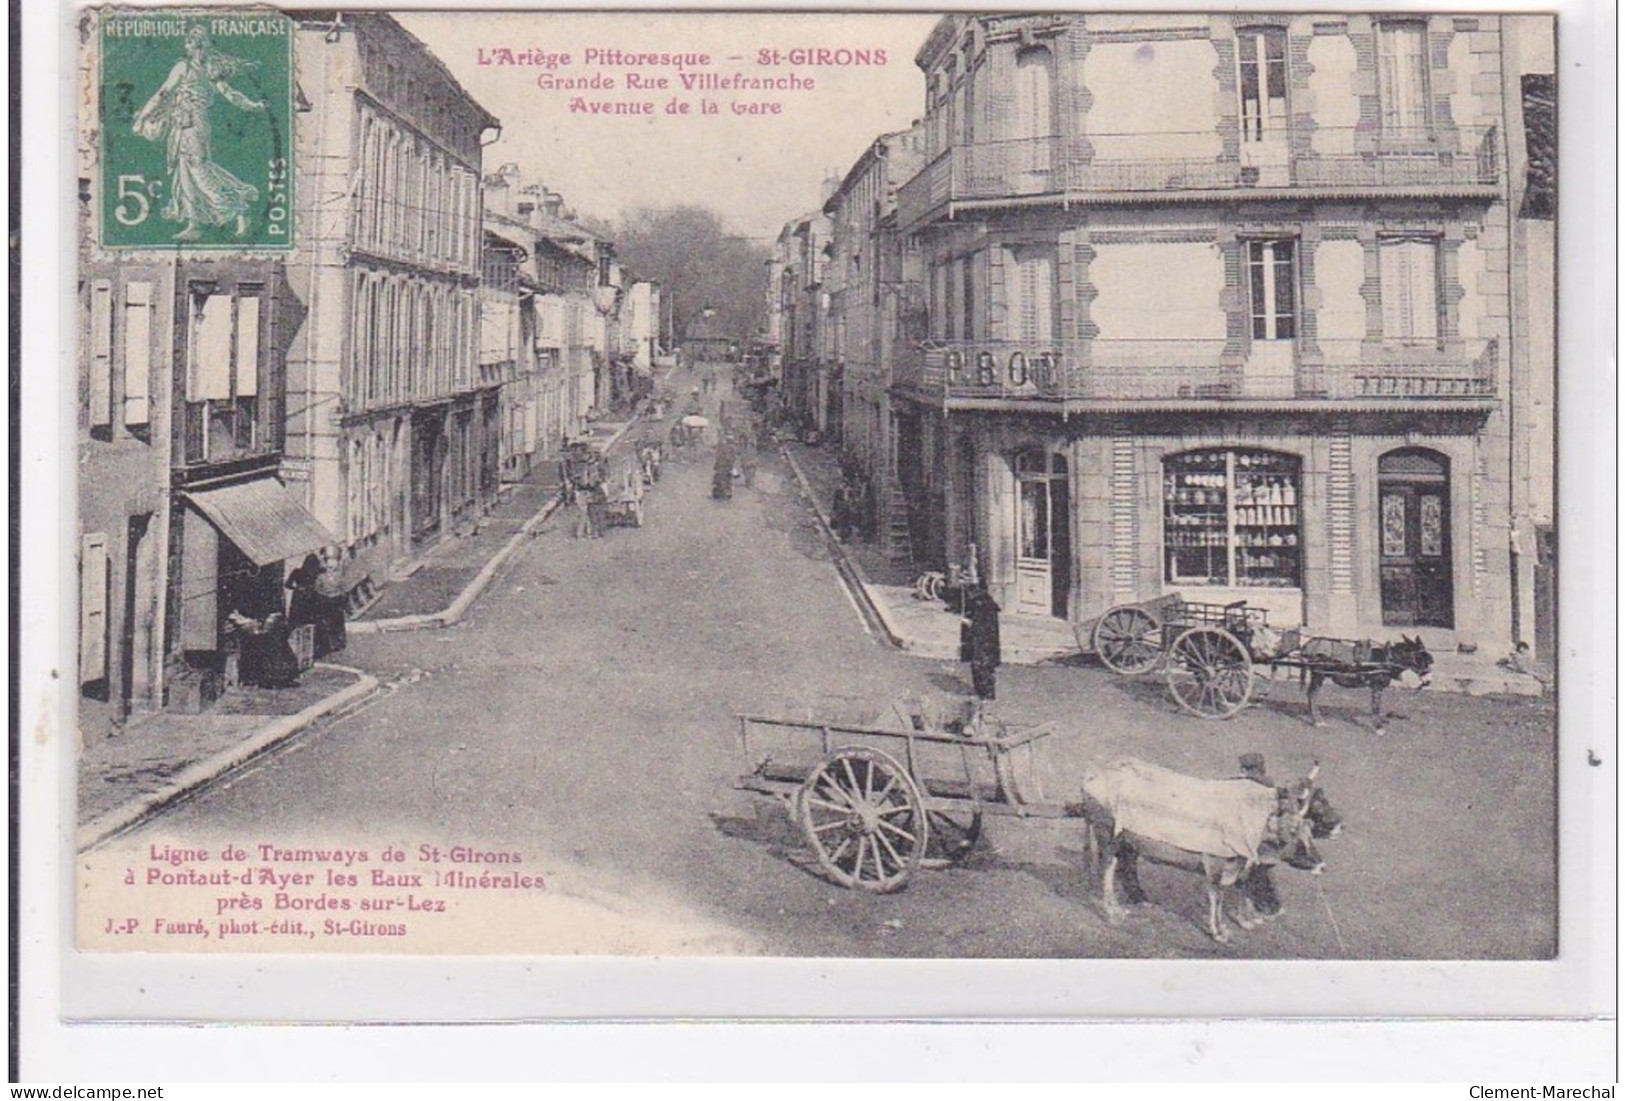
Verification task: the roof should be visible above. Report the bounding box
[183,478,337,567]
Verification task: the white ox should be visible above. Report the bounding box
[1074,759,1327,942]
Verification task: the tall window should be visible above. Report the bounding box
[185,284,265,463]
[1164,449,1302,588]
[1237,29,1288,142]
[1376,21,1431,133]
[1005,245,1055,343]
[1246,239,1297,341]
[1012,46,1055,145]
[1379,235,1440,345]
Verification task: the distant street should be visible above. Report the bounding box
[119,373,1556,960]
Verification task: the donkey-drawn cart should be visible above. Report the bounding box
[1084,593,1432,724]
[734,708,1064,892]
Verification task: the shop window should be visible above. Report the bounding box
[1246,238,1297,341]
[1164,449,1301,588]
[1379,235,1441,345]
[1237,28,1288,142]
[1376,21,1431,134]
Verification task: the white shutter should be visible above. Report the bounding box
[123,282,152,424]
[192,293,234,401]
[1381,238,1438,343]
[89,280,112,427]
[236,293,260,398]
[79,532,108,683]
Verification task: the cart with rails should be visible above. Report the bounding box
[1085,593,1426,722]
[1082,593,1270,720]
[734,708,1065,893]
[601,455,645,528]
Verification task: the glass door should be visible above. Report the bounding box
[1379,450,1453,627]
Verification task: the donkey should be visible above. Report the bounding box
[1302,635,1433,733]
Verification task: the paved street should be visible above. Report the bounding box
[103,377,1556,960]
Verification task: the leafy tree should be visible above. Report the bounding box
[614,205,768,348]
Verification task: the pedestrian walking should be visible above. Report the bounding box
[572,482,596,540]
[959,585,1002,716]
[712,438,735,500]
[739,434,758,488]
[586,480,608,537]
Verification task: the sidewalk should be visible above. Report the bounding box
[77,419,644,845]
[351,418,636,631]
[779,443,1544,697]
[77,663,378,849]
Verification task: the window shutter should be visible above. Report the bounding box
[1381,238,1438,342]
[178,509,219,651]
[192,293,234,401]
[123,281,152,424]
[236,294,260,397]
[89,280,113,427]
[79,532,109,683]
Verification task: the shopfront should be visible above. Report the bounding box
[956,414,1500,644]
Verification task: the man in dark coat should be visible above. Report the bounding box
[712,438,735,500]
[961,586,1003,705]
[1237,752,1284,921]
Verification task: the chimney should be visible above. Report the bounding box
[542,191,564,219]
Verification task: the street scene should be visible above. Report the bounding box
[74,10,1561,962]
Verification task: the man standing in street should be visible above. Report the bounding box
[960,585,1003,721]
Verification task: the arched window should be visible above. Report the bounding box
[1164,448,1302,587]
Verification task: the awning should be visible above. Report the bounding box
[182,478,337,568]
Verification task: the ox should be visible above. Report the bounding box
[1072,759,1336,942]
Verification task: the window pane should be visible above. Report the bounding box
[1272,244,1296,339]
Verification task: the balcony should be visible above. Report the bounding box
[896,126,1500,229]
[890,338,1498,410]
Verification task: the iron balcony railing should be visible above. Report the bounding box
[896,126,1500,226]
[890,338,1498,405]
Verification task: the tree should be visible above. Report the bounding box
[613,205,768,349]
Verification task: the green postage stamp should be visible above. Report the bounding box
[97,8,293,249]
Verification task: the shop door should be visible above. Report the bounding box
[1014,450,1070,618]
[1379,450,1453,628]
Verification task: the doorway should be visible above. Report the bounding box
[1014,449,1071,618]
[1378,448,1453,627]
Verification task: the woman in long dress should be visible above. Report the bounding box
[132,26,265,241]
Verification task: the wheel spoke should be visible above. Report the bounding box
[812,776,854,811]
[875,815,919,845]
[849,835,869,879]
[840,756,862,803]
[805,795,853,816]
[871,835,894,881]
[810,818,850,834]
[868,773,899,808]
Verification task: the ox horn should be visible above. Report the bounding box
[1306,763,1320,785]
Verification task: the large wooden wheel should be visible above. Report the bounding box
[1094,605,1163,675]
[1165,626,1254,719]
[797,747,929,892]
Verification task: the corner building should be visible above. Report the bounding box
[284,13,497,591]
[893,12,1525,648]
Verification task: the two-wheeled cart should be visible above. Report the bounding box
[734,710,1064,892]
[1083,594,1268,719]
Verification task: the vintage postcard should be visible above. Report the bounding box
[48,0,1611,1036]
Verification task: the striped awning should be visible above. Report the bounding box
[183,477,336,567]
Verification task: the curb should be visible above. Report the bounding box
[778,445,906,651]
[350,420,642,635]
[781,445,1080,667]
[76,664,381,852]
